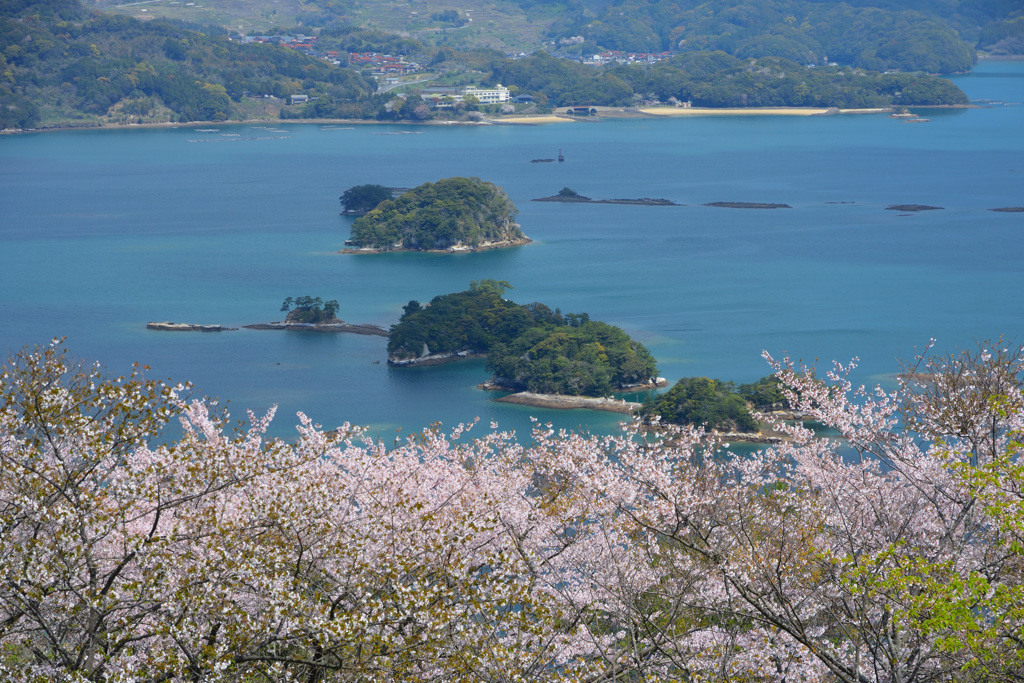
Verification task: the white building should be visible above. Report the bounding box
[462,84,510,104]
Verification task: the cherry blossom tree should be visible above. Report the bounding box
[1,339,1023,682]
[0,342,621,682]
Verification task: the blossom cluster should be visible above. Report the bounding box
[0,340,1021,682]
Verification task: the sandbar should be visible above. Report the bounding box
[496,392,641,414]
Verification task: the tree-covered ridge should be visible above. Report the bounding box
[348,177,523,251]
[610,52,969,108]
[388,281,659,396]
[546,0,994,70]
[488,50,967,107]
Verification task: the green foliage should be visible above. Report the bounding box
[317,23,425,55]
[487,47,965,110]
[431,9,465,26]
[469,279,512,296]
[389,283,658,397]
[488,51,635,106]
[280,295,341,323]
[488,319,659,395]
[978,16,1024,55]
[340,184,394,214]
[643,376,758,431]
[349,177,522,251]
[737,374,787,411]
[388,284,528,358]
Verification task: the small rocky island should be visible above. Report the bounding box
[146,322,235,332]
[886,204,944,212]
[704,201,792,209]
[244,296,388,335]
[533,187,680,206]
[148,296,387,337]
[341,177,529,253]
[388,280,662,406]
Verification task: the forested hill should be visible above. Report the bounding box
[545,0,1024,69]
[0,0,375,129]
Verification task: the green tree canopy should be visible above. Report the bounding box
[643,376,758,431]
[280,295,341,324]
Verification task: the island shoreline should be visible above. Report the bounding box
[339,236,531,255]
[5,107,907,136]
[147,321,389,336]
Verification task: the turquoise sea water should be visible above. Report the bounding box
[2,62,1022,440]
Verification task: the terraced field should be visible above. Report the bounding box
[350,1,559,51]
[100,0,312,35]
[101,0,560,51]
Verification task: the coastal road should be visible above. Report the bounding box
[377,76,433,94]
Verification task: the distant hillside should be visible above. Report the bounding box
[0,0,976,130]
[90,0,1024,61]
[0,0,375,128]
[546,0,1024,68]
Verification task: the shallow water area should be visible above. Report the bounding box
[2,62,1022,441]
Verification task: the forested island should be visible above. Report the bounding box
[343,178,527,252]
[388,280,660,398]
[640,374,787,433]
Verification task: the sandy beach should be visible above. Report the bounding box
[489,115,575,124]
[6,108,899,134]
[639,106,890,116]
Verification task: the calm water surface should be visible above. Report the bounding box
[2,61,1022,440]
